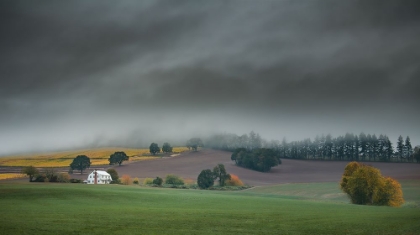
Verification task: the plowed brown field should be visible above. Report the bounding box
[80,149,420,186]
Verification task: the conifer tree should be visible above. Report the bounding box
[354,135,360,161]
[405,136,413,161]
[397,135,404,161]
[385,138,394,162]
[372,134,378,161]
[325,134,333,160]
[359,133,367,161]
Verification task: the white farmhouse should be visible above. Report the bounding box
[86,170,112,184]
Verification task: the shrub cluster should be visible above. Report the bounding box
[197,164,244,189]
[340,162,404,207]
[165,174,184,185]
[143,178,153,185]
[231,148,280,172]
[57,173,71,183]
[120,175,131,185]
[225,174,244,186]
[106,168,120,184]
[153,177,163,186]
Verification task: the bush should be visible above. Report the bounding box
[45,168,58,182]
[57,173,70,183]
[133,177,139,184]
[120,175,131,185]
[225,174,244,186]
[143,178,153,185]
[340,161,362,195]
[106,168,119,184]
[21,166,39,182]
[33,174,48,182]
[340,162,404,207]
[377,177,404,207]
[197,169,214,189]
[165,174,184,185]
[153,177,163,186]
[183,178,195,185]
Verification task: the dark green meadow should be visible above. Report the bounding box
[0,181,419,235]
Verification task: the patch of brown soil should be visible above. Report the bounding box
[81,149,420,186]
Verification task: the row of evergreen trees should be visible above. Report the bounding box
[277,134,413,162]
[205,132,416,162]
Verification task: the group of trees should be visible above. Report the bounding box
[21,166,72,183]
[207,132,418,163]
[186,138,204,151]
[231,148,281,172]
[68,152,129,175]
[340,162,404,207]
[197,164,231,189]
[414,146,420,163]
[149,142,174,155]
[143,175,184,186]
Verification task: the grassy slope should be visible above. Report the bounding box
[245,180,420,207]
[1,182,419,235]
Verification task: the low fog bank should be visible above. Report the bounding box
[1,110,418,156]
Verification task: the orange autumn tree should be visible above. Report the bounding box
[340,162,404,207]
[225,174,244,186]
[120,174,131,185]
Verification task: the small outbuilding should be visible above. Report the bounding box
[86,170,112,184]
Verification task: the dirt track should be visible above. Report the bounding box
[85,149,420,186]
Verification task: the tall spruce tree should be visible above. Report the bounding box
[354,135,360,161]
[372,134,378,161]
[366,134,373,161]
[397,135,404,161]
[325,134,333,160]
[385,137,394,162]
[377,134,385,161]
[359,133,367,161]
[405,136,413,161]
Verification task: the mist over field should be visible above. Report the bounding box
[1,1,419,155]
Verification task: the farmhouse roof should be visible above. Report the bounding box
[89,170,111,176]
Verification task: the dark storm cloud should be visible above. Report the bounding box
[1,0,419,155]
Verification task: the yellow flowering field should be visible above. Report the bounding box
[0,147,189,167]
[0,173,26,180]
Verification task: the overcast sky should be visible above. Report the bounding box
[1,0,419,155]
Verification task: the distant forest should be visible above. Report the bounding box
[205,132,418,163]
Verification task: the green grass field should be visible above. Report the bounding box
[1,181,419,235]
[245,181,420,206]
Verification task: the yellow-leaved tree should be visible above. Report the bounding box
[340,162,404,207]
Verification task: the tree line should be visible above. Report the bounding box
[206,132,419,163]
